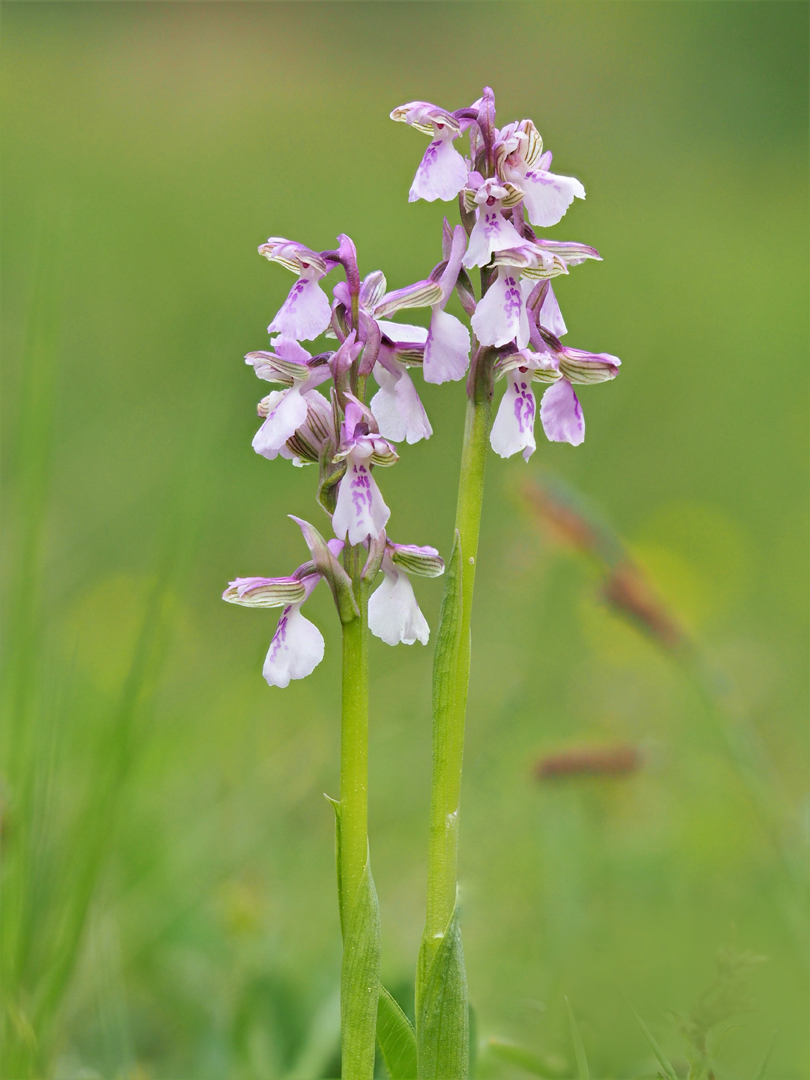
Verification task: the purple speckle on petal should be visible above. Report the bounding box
[502,277,522,320]
[350,463,373,520]
[512,377,535,434]
[268,608,291,661]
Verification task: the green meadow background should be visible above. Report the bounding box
[2,2,808,1077]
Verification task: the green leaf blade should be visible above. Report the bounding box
[377,986,417,1079]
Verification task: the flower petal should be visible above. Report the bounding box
[462,208,524,269]
[263,604,325,688]
[331,455,390,546]
[252,385,309,459]
[538,283,567,337]
[370,360,433,444]
[368,566,429,646]
[490,371,537,461]
[519,169,586,228]
[471,269,529,349]
[540,378,585,446]
[389,542,444,578]
[375,279,443,319]
[423,307,471,384]
[376,319,429,345]
[409,136,469,203]
[268,275,332,340]
[222,576,306,608]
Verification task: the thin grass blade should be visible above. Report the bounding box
[564,997,590,1080]
[751,1030,777,1080]
[627,1001,678,1080]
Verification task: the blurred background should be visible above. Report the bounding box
[2,3,808,1077]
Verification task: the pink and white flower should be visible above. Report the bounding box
[423,224,472,383]
[496,120,585,228]
[461,177,525,270]
[368,541,444,646]
[390,101,469,203]
[332,401,398,546]
[490,346,559,461]
[259,238,333,341]
[246,338,331,460]
[538,342,620,447]
[472,265,531,348]
[371,320,433,444]
[472,240,600,349]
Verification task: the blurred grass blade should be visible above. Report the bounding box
[752,1030,777,1080]
[284,987,341,1080]
[484,1037,569,1077]
[417,906,469,1080]
[377,986,417,1079]
[628,1001,678,1080]
[564,997,590,1080]
[341,860,381,1080]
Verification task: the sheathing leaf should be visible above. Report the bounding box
[341,862,382,1080]
[417,907,469,1080]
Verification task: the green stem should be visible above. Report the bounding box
[423,387,492,965]
[340,547,370,913]
[338,543,380,1080]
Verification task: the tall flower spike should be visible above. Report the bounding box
[259,238,333,341]
[246,337,331,460]
[331,400,398,546]
[368,541,444,646]
[390,101,469,203]
[495,120,586,228]
[423,224,472,384]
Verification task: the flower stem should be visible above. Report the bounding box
[338,543,380,1080]
[340,546,370,913]
[423,382,492,969]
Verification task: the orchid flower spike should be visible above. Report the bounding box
[246,337,331,460]
[332,400,398,546]
[368,540,445,646]
[390,101,469,203]
[495,120,586,228]
[259,238,333,341]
